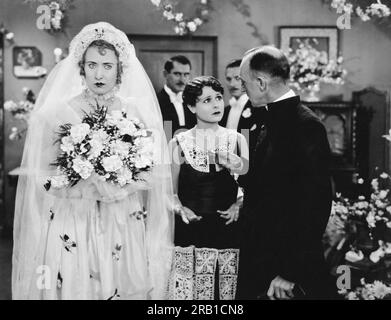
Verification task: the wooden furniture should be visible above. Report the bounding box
[303,101,369,198]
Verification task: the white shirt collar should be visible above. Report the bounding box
[229,93,248,109]
[164,84,182,100]
[273,89,297,103]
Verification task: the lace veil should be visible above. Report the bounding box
[12,22,174,299]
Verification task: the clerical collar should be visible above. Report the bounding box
[261,89,297,111]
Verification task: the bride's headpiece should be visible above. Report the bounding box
[69,22,134,67]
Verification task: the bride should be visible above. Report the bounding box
[12,22,174,300]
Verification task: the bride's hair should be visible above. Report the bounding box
[78,39,124,84]
[182,75,224,107]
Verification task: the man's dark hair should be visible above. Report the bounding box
[182,76,224,107]
[78,40,123,84]
[164,55,192,73]
[226,59,242,70]
[248,50,290,81]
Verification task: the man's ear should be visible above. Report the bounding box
[163,70,168,78]
[256,75,268,92]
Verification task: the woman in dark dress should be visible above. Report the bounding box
[167,76,249,300]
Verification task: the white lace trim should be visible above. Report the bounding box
[176,128,239,173]
[168,246,239,300]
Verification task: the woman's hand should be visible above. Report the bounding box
[211,151,243,171]
[217,201,241,225]
[174,205,202,224]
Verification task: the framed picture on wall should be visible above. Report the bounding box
[278,26,339,62]
[13,46,47,78]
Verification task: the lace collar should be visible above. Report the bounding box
[176,127,238,173]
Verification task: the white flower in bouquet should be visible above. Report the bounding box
[366,212,376,227]
[102,155,123,172]
[110,140,130,158]
[88,129,109,158]
[134,154,153,169]
[106,110,124,126]
[117,118,137,136]
[70,123,90,144]
[72,157,93,179]
[60,136,74,154]
[50,174,70,189]
[117,168,133,187]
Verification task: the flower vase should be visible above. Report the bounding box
[302,88,320,102]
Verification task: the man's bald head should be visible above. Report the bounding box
[242,45,290,82]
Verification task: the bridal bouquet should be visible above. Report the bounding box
[45,105,154,191]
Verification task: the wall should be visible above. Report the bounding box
[1,0,391,230]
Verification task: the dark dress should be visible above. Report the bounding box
[168,128,244,300]
[175,159,239,249]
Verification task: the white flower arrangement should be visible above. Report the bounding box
[340,278,391,300]
[150,0,212,35]
[286,38,347,94]
[329,0,390,22]
[24,0,74,33]
[45,105,155,190]
[4,88,36,140]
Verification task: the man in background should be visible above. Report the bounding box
[220,59,256,133]
[157,55,196,138]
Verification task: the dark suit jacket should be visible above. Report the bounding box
[157,88,196,139]
[237,96,336,299]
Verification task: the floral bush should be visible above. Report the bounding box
[286,38,347,95]
[4,88,36,140]
[327,170,391,299]
[149,0,212,35]
[327,0,391,22]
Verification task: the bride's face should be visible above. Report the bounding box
[83,46,118,95]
